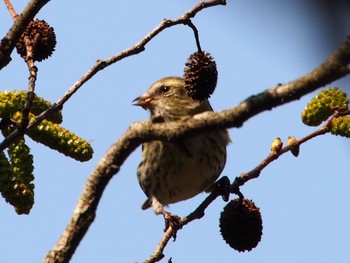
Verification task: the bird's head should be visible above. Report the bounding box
[133,76,212,121]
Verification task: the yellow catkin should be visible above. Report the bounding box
[302,88,349,126]
[0,90,62,123]
[13,112,93,162]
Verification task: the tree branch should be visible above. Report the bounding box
[4,0,19,19]
[44,34,350,262]
[232,109,350,191]
[20,35,38,131]
[145,177,231,263]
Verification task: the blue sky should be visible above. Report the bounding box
[1,1,350,262]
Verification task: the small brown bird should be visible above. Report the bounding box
[133,76,230,218]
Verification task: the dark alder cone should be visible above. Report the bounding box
[183,51,218,101]
[16,19,56,62]
[219,198,263,252]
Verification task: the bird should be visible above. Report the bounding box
[133,76,231,222]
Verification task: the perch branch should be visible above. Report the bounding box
[45,34,350,263]
[146,177,231,263]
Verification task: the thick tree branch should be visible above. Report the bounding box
[45,35,350,262]
[0,0,50,69]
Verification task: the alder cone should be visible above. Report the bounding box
[219,198,263,252]
[184,51,218,101]
[16,19,56,62]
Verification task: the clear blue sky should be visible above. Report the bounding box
[1,1,350,262]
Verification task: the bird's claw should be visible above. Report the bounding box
[214,176,231,202]
[163,211,183,240]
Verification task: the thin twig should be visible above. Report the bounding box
[145,177,231,263]
[185,20,202,52]
[230,111,347,192]
[1,35,38,144]
[20,36,37,130]
[4,0,18,19]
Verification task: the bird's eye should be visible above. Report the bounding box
[160,86,170,93]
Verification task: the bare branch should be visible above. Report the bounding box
[145,177,230,263]
[20,35,38,130]
[4,0,18,19]
[232,109,350,191]
[0,29,38,148]
[185,20,202,52]
[45,34,350,262]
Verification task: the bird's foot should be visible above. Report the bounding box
[162,211,183,240]
[213,176,231,202]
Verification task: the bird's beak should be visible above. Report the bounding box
[132,93,153,110]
